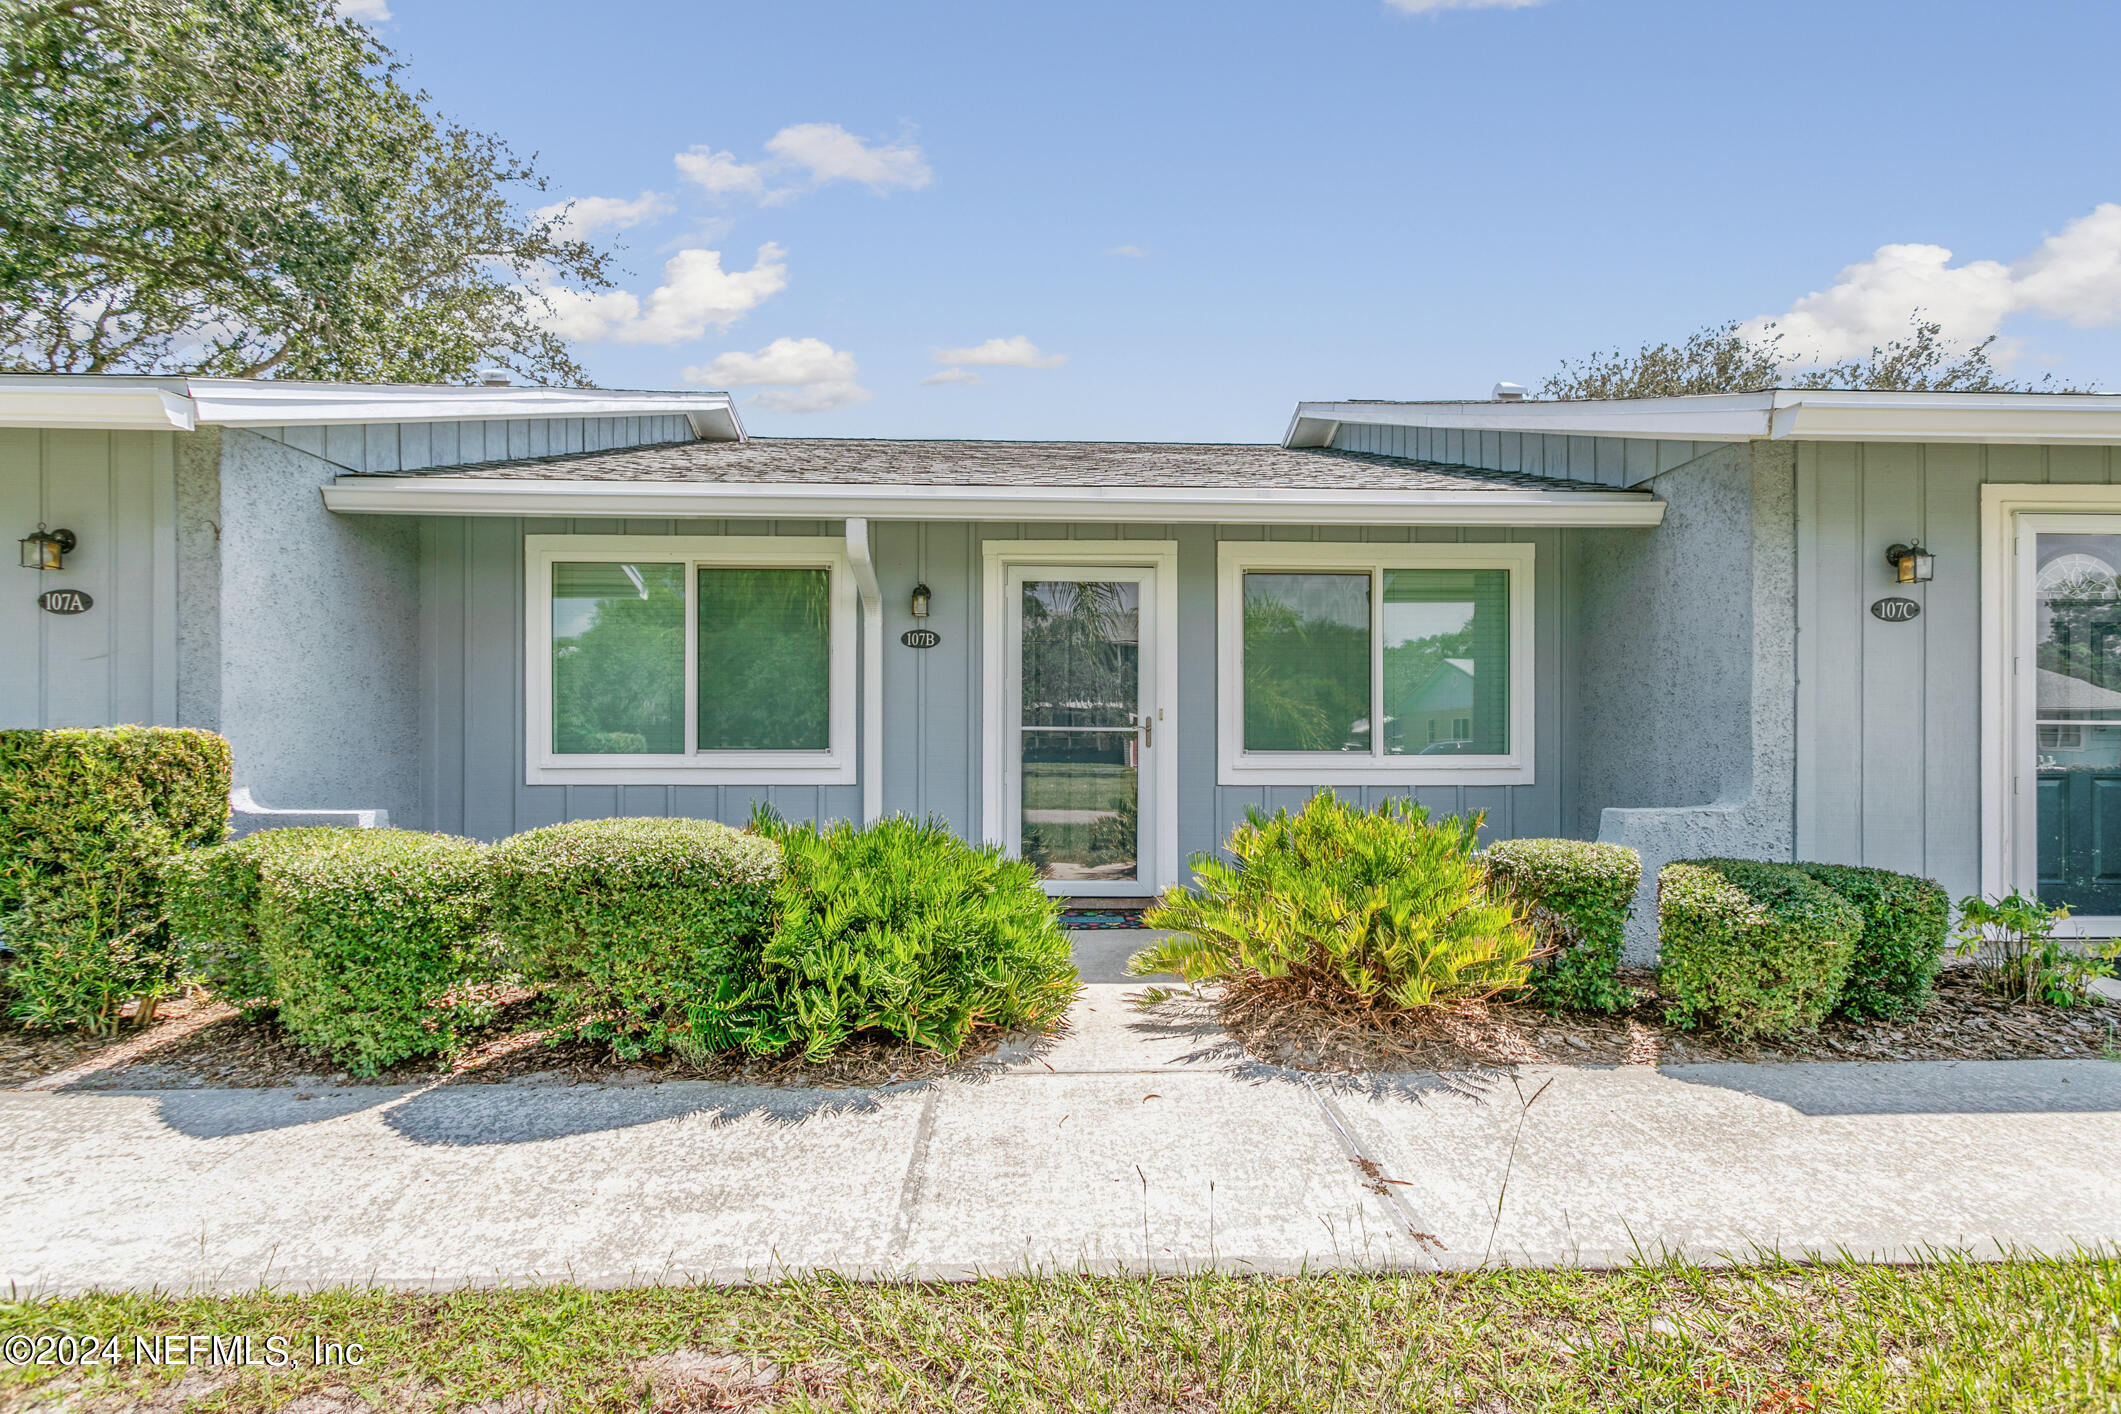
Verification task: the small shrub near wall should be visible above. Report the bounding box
[718,812,1078,1061]
[0,727,232,1032]
[164,828,347,1017]
[1132,793,1534,1010]
[488,817,781,1058]
[1658,859,1860,1040]
[257,830,494,1075]
[1793,862,1950,1019]
[1483,839,1640,1014]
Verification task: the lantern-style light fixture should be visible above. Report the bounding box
[910,582,932,618]
[18,524,75,571]
[1885,542,1935,585]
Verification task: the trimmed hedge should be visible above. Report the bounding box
[1483,839,1640,1014]
[1658,859,1859,1039]
[257,830,494,1075]
[488,817,781,1058]
[1793,862,1950,1019]
[714,813,1078,1060]
[163,828,347,1016]
[0,727,232,1031]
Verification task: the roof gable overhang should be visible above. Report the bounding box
[0,375,744,440]
[320,475,1665,526]
[1287,389,2121,448]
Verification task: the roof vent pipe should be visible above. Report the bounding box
[1492,382,1527,401]
[479,368,510,387]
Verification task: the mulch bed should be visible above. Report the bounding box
[1218,963,2121,1074]
[1,987,1026,1093]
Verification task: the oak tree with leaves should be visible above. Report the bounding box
[1539,314,2092,400]
[0,0,612,382]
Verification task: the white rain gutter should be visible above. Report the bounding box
[321,478,1666,526]
[0,375,745,440]
[843,517,885,825]
[0,378,197,430]
[1285,388,2121,448]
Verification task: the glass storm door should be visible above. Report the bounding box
[1006,567,1157,894]
[2033,531,2121,914]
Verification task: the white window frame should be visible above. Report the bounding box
[525,534,857,786]
[1216,540,1536,787]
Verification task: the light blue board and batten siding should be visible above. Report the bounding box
[248,414,693,474]
[1330,420,1723,488]
[0,427,177,729]
[421,518,1578,865]
[1795,441,2121,901]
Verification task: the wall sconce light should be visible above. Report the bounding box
[1885,542,1935,584]
[910,582,932,618]
[18,524,75,571]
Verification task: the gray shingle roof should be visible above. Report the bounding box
[365,437,1639,494]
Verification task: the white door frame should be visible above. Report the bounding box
[1980,484,2121,935]
[981,540,1179,896]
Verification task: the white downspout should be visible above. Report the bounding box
[845,517,884,824]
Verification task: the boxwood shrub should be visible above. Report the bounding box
[163,828,347,1016]
[1483,838,1640,1014]
[1658,858,1860,1039]
[710,812,1078,1060]
[257,830,494,1075]
[1794,862,1950,1019]
[487,817,781,1058]
[0,727,232,1031]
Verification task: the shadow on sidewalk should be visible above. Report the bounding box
[1659,1058,2121,1115]
[100,1085,411,1139]
[379,1077,935,1146]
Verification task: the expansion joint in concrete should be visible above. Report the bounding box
[1301,1078,1442,1266]
[889,1090,941,1254]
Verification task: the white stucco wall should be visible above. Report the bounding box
[1571,440,1798,957]
[214,429,422,822]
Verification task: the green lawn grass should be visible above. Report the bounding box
[4,1255,2117,1411]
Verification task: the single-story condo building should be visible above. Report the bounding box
[7,374,2121,950]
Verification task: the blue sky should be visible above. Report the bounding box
[361,0,2121,442]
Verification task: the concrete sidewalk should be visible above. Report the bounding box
[4,932,2119,1294]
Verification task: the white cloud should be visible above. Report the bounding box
[766,123,932,193]
[921,367,983,386]
[2014,203,2121,327]
[683,337,872,414]
[1748,202,2121,363]
[676,124,931,205]
[752,383,874,413]
[690,336,857,387]
[930,335,1066,369]
[541,243,788,345]
[1385,0,1544,11]
[533,191,675,241]
[1754,244,2018,363]
[335,0,390,18]
[674,148,768,199]
[1105,244,1148,259]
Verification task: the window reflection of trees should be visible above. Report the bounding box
[1021,581,1138,727]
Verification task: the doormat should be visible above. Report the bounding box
[1057,908,1149,930]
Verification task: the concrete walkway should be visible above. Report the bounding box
[4,932,2118,1294]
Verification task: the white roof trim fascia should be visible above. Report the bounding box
[1286,393,1774,446]
[321,476,1665,527]
[0,375,743,439]
[1763,389,2121,445]
[0,378,197,431]
[1285,389,2121,448]
[183,379,743,439]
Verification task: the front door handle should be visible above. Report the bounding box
[1131,713,1151,748]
